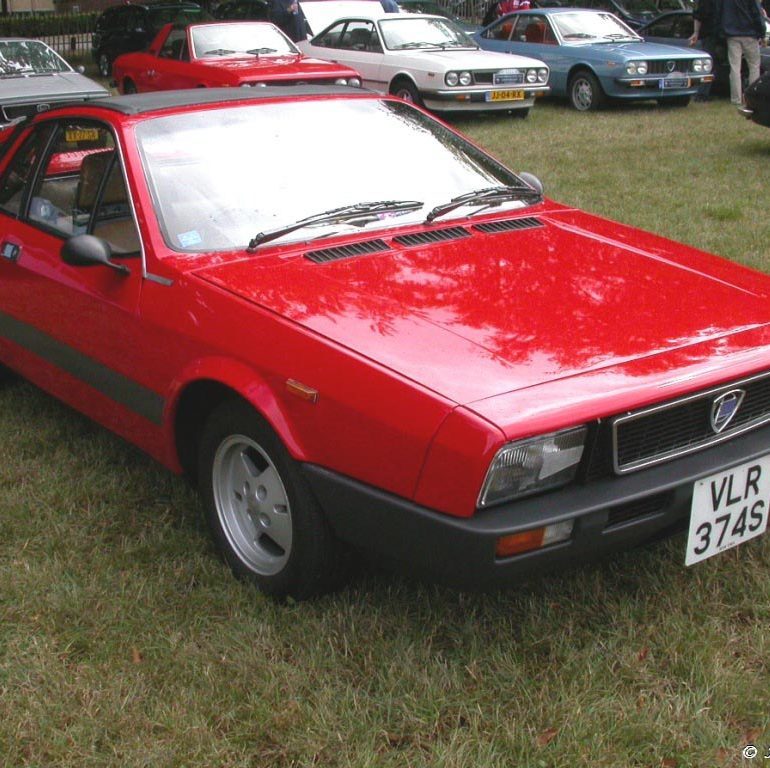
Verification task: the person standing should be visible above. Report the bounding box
[270,0,303,41]
[689,0,719,100]
[719,0,765,105]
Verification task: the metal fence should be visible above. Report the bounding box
[0,12,96,59]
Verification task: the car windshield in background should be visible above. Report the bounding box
[136,98,529,252]
[617,0,659,16]
[0,40,70,76]
[552,12,640,41]
[191,23,296,57]
[378,17,475,50]
[149,5,209,26]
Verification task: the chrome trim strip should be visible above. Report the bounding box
[612,369,770,474]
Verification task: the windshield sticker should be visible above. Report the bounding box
[178,230,203,248]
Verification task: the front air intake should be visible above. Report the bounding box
[472,217,544,235]
[305,239,390,264]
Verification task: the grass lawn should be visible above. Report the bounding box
[1,97,769,767]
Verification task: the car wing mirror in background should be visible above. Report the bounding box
[61,235,130,275]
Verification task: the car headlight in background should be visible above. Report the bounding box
[334,77,362,87]
[692,58,712,73]
[445,71,472,86]
[478,426,588,507]
[526,68,538,83]
[625,61,648,75]
[537,68,548,83]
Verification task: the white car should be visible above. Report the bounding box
[298,1,549,114]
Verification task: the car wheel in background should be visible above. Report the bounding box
[390,78,423,107]
[98,52,112,78]
[123,79,137,94]
[198,400,345,599]
[568,70,604,111]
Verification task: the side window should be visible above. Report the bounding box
[672,15,694,38]
[483,18,514,40]
[314,21,346,48]
[517,15,553,43]
[22,121,140,255]
[160,28,186,59]
[340,21,378,51]
[0,124,55,217]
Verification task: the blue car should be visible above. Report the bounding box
[473,8,713,109]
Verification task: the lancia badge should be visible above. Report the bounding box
[666,61,675,73]
[710,389,745,433]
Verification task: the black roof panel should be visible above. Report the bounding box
[80,86,369,116]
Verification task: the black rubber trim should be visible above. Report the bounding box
[302,421,770,588]
[0,310,164,425]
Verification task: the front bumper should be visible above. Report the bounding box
[609,74,713,99]
[422,85,548,111]
[303,421,770,589]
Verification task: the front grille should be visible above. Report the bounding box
[605,492,673,529]
[474,70,525,86]
[647,59,691,75]
[613,370,770,473]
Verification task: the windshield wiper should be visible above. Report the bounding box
[425,184,542,224]
[202,48,236,56]
[603,33,638,40]
[247,199,423,250]
[246,47,278,55]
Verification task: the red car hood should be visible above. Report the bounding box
[197,53,350,76]
[194,207,770,417]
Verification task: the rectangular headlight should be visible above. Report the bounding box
[478,426,587,508]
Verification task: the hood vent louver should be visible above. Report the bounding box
[305,239,390,264]
[472,216,544,235]
[393,227,470,247]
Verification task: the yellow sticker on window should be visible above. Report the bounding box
[64,128,100,143]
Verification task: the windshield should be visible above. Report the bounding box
[136,99,528,252]
[0,40,71,76]
[552,12,640,41]
[191,22,296,57]
[378,17,475,50]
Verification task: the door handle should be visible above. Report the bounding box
[1,241,20,262]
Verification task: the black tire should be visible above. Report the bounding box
[658,95,691,107]
[123,79,137,94]
[198,399,345,599]
[568,70,604,111]
[390,78,422,107]
[98,52,111,79]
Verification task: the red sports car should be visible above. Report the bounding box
[112,21,361,93]
[1,88,769,599]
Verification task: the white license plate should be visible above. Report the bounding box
[486,90,525,102]
[659,77,689,89]
[686,456,770,565]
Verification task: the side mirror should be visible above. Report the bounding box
[61,234,129,275]
[76,64,86,74]
[518,171,544,196]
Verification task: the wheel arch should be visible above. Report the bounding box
[388,72,420,93]
[167,358,304,483]
[567,62,599,85]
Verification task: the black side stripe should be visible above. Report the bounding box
[0,311,165,426]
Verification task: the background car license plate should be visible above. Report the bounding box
[486,90,525,102]
[686,456,770,565]
[659,77,689,89]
